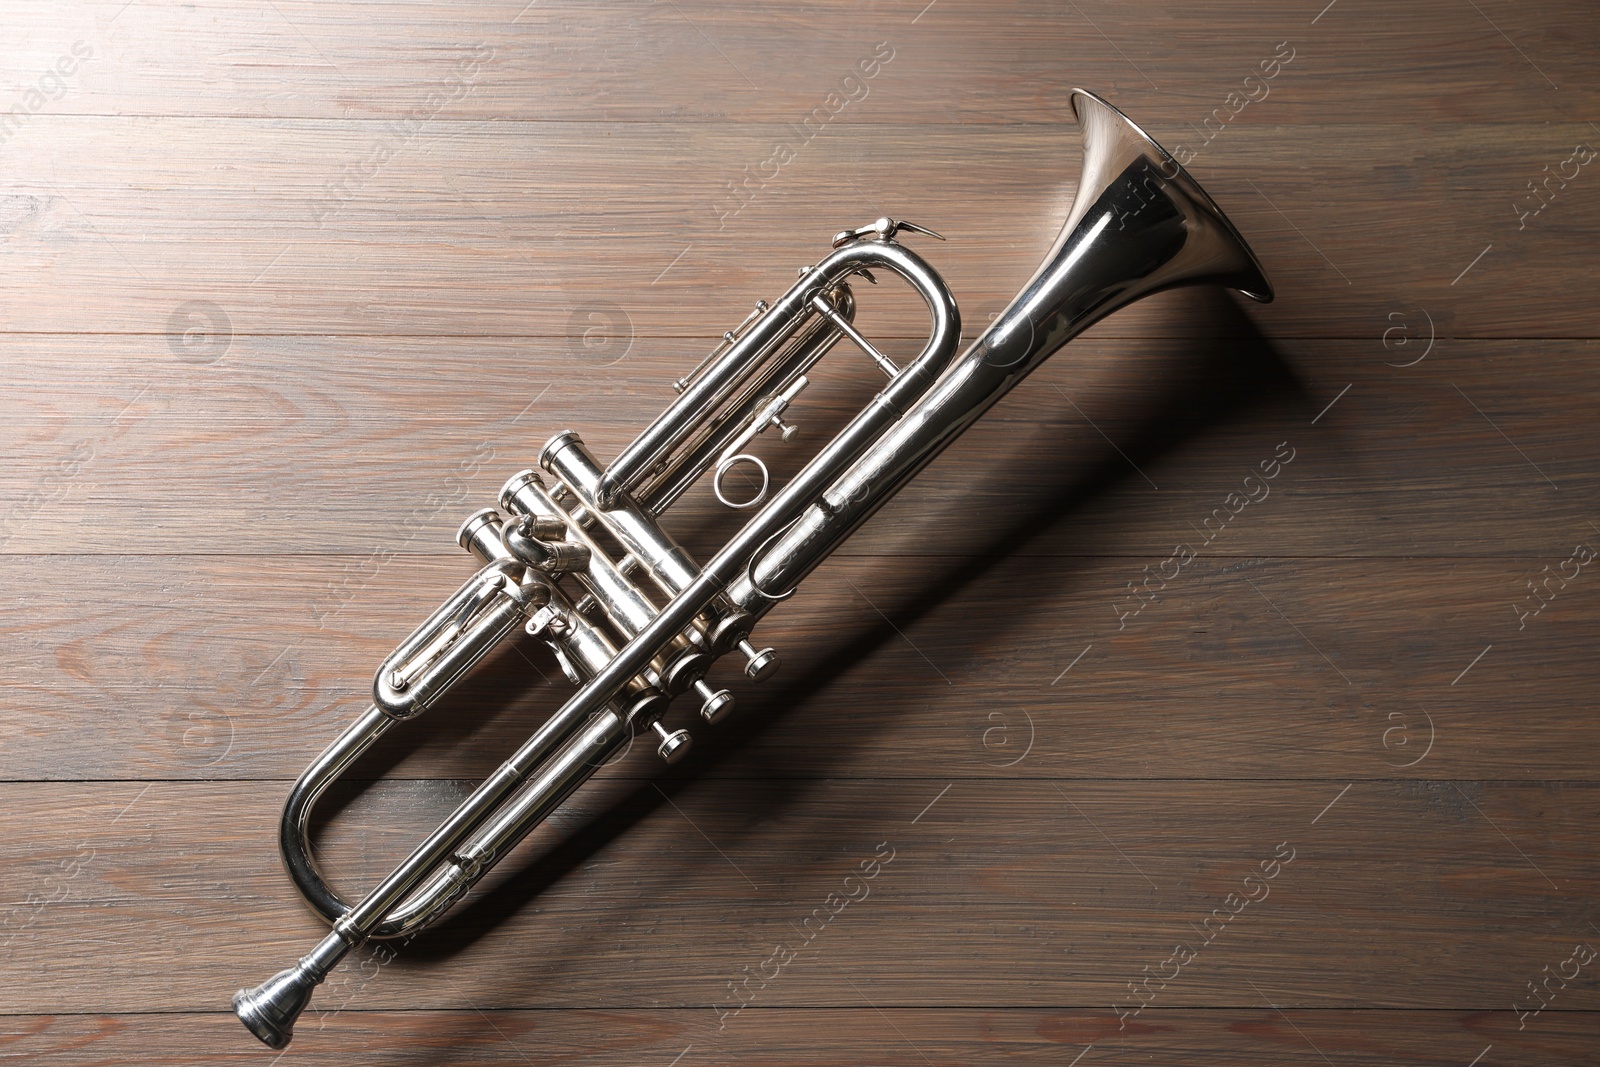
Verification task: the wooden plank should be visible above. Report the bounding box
[2,552,1594,780]
[0,780,1595,1013]
[6,0,1594,123]
[1,1008,1595,1065]
[2,338,1595,557]
[0,121,1593,337]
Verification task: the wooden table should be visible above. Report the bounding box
[3,2,1597,1063]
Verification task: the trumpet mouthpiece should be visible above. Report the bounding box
[233,960,322,1049]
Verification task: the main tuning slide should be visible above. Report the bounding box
[234,90,1272,1050]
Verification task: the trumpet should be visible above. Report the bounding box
[233,89,1272,1049]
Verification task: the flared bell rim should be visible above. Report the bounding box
[1069,88,1275,304]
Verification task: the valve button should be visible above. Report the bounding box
[653,722,692,763]
[738,639,780,682]
[694,680,735,724]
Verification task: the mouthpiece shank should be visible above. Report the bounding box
[233,931,349,1049]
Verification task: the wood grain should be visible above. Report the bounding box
[2,1009,1595,1066]
[2,0,1597,1062]
[3,780,1595,1013]
[1,553,1595,781]
[2,337,1595,556]
[8,0,1597,122]
[1,121,1596,337]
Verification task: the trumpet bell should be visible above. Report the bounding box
[1067,87,1273,306]
[953,88,1273,377]
[970,88,1272,374]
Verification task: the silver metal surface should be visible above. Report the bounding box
[234,88,1271,1048]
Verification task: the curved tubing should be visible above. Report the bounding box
[278,706,463,940]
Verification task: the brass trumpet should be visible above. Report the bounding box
[234,89,1272,1048]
